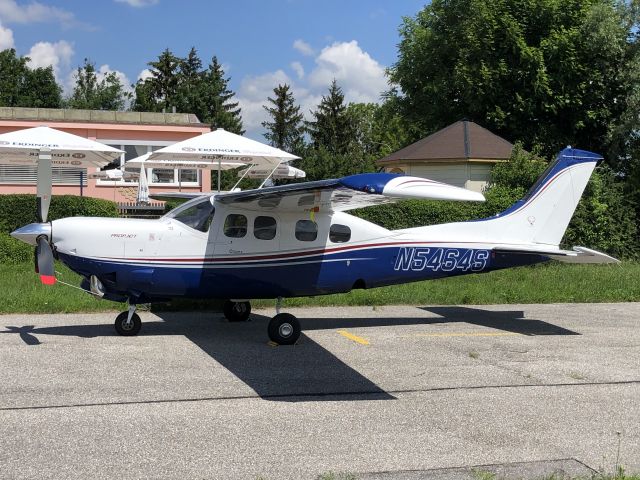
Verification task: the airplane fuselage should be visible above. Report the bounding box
[52,202,546,304]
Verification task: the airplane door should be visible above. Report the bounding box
[213,212,280,256]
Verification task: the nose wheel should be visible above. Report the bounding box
[223,300,252,322]
[114,305,141,336]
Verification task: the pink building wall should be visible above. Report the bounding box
[0,120,212,203]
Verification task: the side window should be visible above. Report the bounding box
[254,216,277,240]
[295,220,318,242]
[224,214,247,238]
[329,224,351,243]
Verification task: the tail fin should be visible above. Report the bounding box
[481,147,602,247]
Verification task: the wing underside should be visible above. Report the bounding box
[214,173,484,213]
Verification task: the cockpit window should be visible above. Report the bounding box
[168,198,215,232]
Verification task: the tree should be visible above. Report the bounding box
[262,84,304,154]
[306,80,353,154]
[67,59,131,110]
[389,0,638,162]
[133,48,181,112]
[0,48,61,108]
[200,56,243,133]
[175,47,205,119]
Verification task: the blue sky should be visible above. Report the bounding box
[0,0,426,138]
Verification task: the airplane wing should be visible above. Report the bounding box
[149,192,208,202]
[493,245,620,264]
[214,173,484,212]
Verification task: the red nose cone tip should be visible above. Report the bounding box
[40,275,56,285]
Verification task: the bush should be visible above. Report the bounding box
[0,232,33,264]
[0,194,119,234]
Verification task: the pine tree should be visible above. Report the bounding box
[306,79,353,154]
[176,47,205,117]
[134,48,181,112]
[262,84,304,154]
[201,56,243,133]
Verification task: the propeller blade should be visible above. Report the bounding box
[36,236,55,285]
[36,150,52,223]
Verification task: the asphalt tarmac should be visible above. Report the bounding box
[0,303,639,479]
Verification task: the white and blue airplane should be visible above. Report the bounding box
[11,147,617,345]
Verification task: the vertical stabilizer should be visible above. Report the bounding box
[479,147,602,246]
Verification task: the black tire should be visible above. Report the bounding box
[223,300,251,322]
[268,313,301,345]
[114,311,141,336]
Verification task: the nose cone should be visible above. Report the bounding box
[11,223,51,246]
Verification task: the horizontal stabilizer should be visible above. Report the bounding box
[493,245,620,264]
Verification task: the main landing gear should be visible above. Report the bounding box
[223,300,252,322]
[267,297,300,345]
[113,298,302,345]
[224,297,301,345]
[114,304,141,336]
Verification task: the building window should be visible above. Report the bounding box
[99,140,200,187]
[254,216,277,240]
[295,220,318,242]
[224,214,248,238]
[329,224,351,243]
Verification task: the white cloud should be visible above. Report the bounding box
[0,0,75,26]
[237,40,388,141]
[308,40,387,103]
[114,0,159,7]
[26,40,74,79]
[236,69,293,134]
[137,68,153,82]
[0,20,14,50]
[290,61,304,80]
[293,39,314,56]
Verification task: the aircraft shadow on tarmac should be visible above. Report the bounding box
[0,306,578,401]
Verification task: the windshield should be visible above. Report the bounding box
[165,196,215,232]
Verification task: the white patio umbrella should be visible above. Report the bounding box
[0,126,123,222]
[148,129,300,192]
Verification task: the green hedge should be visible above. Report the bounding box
[0,232,33,264]
[0,194,119,234]
[0,194,119,264]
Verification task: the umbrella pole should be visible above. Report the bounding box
[217,159,221,193]
[231,163,253,191]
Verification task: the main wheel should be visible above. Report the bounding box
[114,311,141,336]
[223,300,251,322]
[268,313,301,345]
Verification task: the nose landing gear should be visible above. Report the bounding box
[114,304,141,336]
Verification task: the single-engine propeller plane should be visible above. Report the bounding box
[6,126,618,344]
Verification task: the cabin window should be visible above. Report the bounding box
[224,214,247,238]
[295,220,318,242]
[172,200,215,232]
[254,216,277,240]
[329,224,351,243]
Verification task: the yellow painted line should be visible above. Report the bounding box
[337,330,370,345]
[408,332,520,338]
